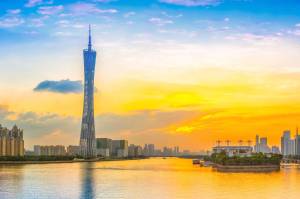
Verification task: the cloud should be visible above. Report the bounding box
[25,0,53,7]
[7,9,21,15]
[95,110,202,135]
[149,17,173,26]
[68,3,118,15]
[124,11,136,18]
[53,31,73,36]
[34,79,83,94]
[56,20,85,29]
[0,107,80,148]
[161,11,183,18]
[287,24,300,36]
[37,5,64,15]
[159,0,221,6]
[94,0,118,2]
[225,33,280,45]
[0,105,202,149]
[28,17,46,27]
[25,0,43,7]
[0,17,24,28]
[224,17,230,22]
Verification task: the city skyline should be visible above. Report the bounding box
[1,0,300,150]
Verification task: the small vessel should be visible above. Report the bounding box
[202,161,213,167]
[192,159,200,164]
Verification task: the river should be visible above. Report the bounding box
[0,158,299,199]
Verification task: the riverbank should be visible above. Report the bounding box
[0,157,147,165]
[214,164,280,172]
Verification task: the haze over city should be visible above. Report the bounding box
[1,0,300,151]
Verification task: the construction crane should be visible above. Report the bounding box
[238,140,243,146]
[225,140,231,146]
[247,140,252,146]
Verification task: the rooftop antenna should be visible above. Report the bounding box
[88,24,92,51]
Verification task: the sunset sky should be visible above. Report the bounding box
[1,0,300,151]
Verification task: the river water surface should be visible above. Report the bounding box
[0,158,299,199]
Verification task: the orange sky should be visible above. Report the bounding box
[1,67,300,150]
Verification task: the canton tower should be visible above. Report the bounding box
[80,25,97,158]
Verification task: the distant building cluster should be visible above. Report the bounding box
[96,138,181,158]
[213,129,300,157]
[31,138,183,158]
[0,125,24,156]
[34,145,66,156]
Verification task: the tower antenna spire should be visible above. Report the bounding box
[88,24,92,51]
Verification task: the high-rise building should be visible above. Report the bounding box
[67,145,81,156]
[34,145,41,156]
[254,135,270,153]
[281,130,292,156]
[148,144,155,156]
[143,144,155,156]
[128,144,143,157]
[271,146,280,154]
[96,138,112,157]
[255,135,259,152]
[260,137,267,145]
[80,25,97,158]
[163,147,173,156]
[112,140,128,158]
[174,146,180,155]
[295,134,300,156]
[0,124,24,156]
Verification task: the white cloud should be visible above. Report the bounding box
[56,20,70,26]
[24,30,38,35]
[126,21,134,25]
[124,11,136,18]
[224,17,230,22]
[38,5,64,15]
[94,0,118,2]
[288,29,300,36]
[225,33,281,46]
[0,17,25,28]
[159,0,221,6]
[53,31,73,37]
[149,17,173,26]
[56,20,85,29]
[7,9,21,15]
[68,3,117,15]
[161,11,183,18]
[25,0,53,8]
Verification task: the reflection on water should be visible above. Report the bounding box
[80,163,95,199]
[0,164,24,199]
[0,158,300,199]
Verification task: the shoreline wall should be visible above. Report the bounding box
[215,164,280,172]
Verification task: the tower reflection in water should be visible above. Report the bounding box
[80,162,96,199]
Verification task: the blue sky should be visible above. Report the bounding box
[1,0,300,43]
[2,0,300,150]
